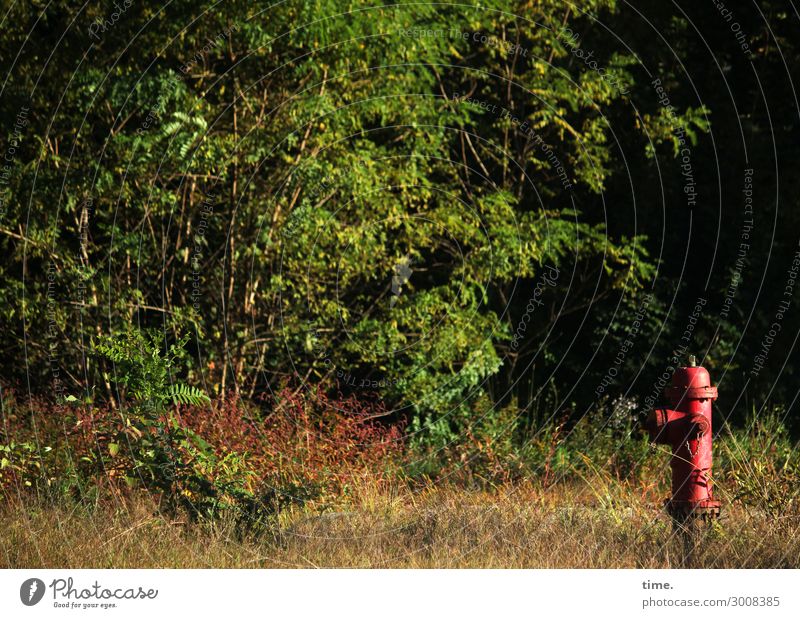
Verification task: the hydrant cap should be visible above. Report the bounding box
[666,363,718,402]
[674,365,711,389]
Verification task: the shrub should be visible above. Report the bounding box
[552,397,653,483]
[179,388,406,512]
[1,378,406,523]
[407,394,525,485]
[406,394,655,487]
[92,327,210,513]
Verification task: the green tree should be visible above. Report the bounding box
[0,1,717,447]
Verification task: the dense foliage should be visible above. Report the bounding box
[2,0,799,501]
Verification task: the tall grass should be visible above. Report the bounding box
[3,479,799,568]
[2,390,799,567]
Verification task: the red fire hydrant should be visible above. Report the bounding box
[646,355,721,521]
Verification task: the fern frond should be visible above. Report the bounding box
[168,384,210,406]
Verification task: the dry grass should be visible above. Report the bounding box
[3,479,799,568]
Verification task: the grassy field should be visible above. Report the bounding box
[3,394,799,568]
[3,479,799,569]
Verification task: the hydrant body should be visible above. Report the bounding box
[647,359,720,519]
